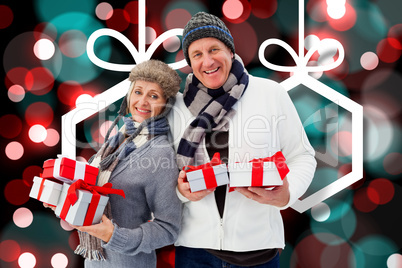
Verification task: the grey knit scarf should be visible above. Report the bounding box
[176,55,249,168]
[74,97,174,261]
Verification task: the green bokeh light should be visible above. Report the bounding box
[310,196,356,246]
[44,12,111,83]
[34,0,96,22]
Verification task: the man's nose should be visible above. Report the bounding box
[203,54,214,66]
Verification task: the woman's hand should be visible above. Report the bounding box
[177,170,215,201]
[235,177,290,207]
[43,203,56,211]
[72,215,114,243]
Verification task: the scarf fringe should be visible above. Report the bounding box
[74,245,106,261]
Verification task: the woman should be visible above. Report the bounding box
[49,60,182,267]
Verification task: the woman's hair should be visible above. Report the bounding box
[128,59,181,99]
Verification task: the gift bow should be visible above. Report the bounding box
[66,180,125,205]
[61,180,125,226]
[183,152,223,189]
[258,0,344,75]
[249,151,290,186]
[258,38,345,74]
[86,0,186,71]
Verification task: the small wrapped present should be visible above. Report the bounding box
[29,176,63,206]
[228,151,289,188]
[55,180,125,226]
[184,153,229,192]
[42,155,98,185]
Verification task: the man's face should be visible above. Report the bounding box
[188,37,233,89]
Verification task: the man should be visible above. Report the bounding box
[167,12,317,267]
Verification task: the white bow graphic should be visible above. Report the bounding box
[62,0,186,158]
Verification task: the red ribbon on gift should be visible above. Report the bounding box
[249,151,289,186]
[183,152,223,190]
[60,180,125,226]
[37,178,45,200]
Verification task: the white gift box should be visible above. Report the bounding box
[29,176,62,206]
[228,161,284,187]
[186,164,229,192]
[42,155,98,185]
[55,183,109,226]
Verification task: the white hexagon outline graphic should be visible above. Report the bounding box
[61,0,363,214]
[61,0,185,159]
[258,0,363,213]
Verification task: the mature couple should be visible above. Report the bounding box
[60,12,316,268]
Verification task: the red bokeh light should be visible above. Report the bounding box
[68,231,80,251]
[377,38,402,63]
[388,24,402,50]
[165,9,191,29]
[106,8,131,32]
[0,114,22,139]
[57,81,84,107]
[33,22,57,41]
[4,179,31,206]
[223,0,251,24]
[22,165,43,187]
[307,0,327,23]
[250,0,277,19]
[367,178,395,205]
[5,67,30,89]
[327,3,357,32]
[228,21,258,66]
[5,141,24,160]
[353,187,378,213]
[0,240,21,262]
[0,5,13,29]
[25,67,54,95]
[43,128,60,147]
[125,1,140,24]
[25,102,54,127]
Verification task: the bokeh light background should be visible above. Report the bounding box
[1,0,401,267]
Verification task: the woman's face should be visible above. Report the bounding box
[128,80,167,123]
[188,37,233,89]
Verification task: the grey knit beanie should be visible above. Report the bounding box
[182,12,235,66]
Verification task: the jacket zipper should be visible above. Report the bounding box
[201,133,228,250]
[219,218,224,249]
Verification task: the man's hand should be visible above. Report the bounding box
[235,177,290,207]
[177,170,215,201]
[72,215,114,243]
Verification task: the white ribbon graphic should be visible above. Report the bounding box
[258,0,345,75]
[258,0,362,214]
[62,0,187,159]
[86,0,187,71]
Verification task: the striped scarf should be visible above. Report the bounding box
[176,55,249,168]
[75,99,172,261]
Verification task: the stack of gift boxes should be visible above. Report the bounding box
[30,151,288,225]
[184,151,290,193]
[29,155,124,226]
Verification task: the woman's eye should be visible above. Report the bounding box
[151,94,158,99]
[134,90,141,95]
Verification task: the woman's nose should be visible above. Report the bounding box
[137,95,148,105]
